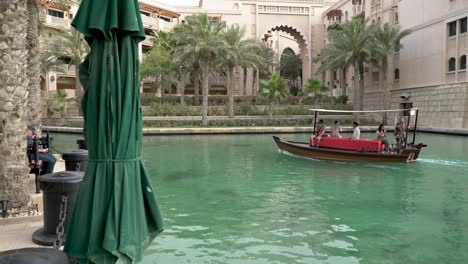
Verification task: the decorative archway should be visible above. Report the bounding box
[261,25,310,84]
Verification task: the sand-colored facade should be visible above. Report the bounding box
[38,0,468,129]
[322,0,468,129]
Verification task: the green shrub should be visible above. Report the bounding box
[335,95,349,105]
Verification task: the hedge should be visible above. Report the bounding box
[140,94,349,107]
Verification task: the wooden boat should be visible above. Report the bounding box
[273,108,427,163]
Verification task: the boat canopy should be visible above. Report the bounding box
[309,108,418,113]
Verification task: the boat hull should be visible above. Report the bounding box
[273,136,422,163]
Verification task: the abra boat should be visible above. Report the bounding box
[273,108,427,163]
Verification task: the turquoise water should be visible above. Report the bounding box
[52,133,468,263]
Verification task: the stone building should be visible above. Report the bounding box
[177,0,338,95]
[322,0,468,129]
[38,0,179,97]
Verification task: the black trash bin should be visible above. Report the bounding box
[76,138,87,150]
[0,248,73,264]
[62,150,88,172]
[32,171,84,246]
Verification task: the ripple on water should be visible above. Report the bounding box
[172,226,210,232]
[322,239,358,252]
[331,224,356,232]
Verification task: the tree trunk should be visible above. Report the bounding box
[0,0,33,209]
[26,0,42,135]
[341,66,347,97]
[252,69,258,95]
[74,64,83,115]
[160,76,165,104]
[358,62,365,111]
[201,65,209,126]
[194,70,200,105]
[242,67,248,96]
[180,80,185,105]
[227,67,234,118]
[268,96,273,118]
[382,63,389,125]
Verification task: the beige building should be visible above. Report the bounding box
[39,0,468,129]
[39,0,179,97]
[176,0,339,95]
[322,0,468,129]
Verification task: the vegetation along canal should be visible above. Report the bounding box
[52,132,468,263]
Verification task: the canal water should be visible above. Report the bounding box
[52,132,468,264]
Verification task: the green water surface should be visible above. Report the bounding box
[52,133,468,264]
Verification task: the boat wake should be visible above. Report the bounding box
[418,158,468,168]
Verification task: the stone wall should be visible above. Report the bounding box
[388,82,468,129]
[363,90,385,111]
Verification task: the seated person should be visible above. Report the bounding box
[352,122,360,140]
[310,119,327,147]
[331,120,342,138]
[376,124,389,150]
[27,125,56,175]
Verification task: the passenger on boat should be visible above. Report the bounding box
[331,120,342,138]
[376,124,389,150]
[310,119,327,147]
[394,117,407,148]
[352,122,360,139]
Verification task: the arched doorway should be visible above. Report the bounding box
[279,48,302,95]
[261,25,310,85]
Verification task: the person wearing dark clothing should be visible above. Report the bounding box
[376,124,390,150]
[27,125,56,175]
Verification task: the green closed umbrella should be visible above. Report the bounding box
[63,0,163,263]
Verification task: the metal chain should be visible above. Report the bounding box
[53,195,69,249]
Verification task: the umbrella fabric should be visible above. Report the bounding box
[63,0,163,263]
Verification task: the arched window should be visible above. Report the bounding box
[449,57,456,72]
[460,55,466,70]
[345,11,348,21]
[233,3,239,10]
[394,68,400,81]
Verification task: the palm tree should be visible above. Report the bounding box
[46,28,89,114]
[254,44,276,93]
[373,23,411,123]
[172,13,229,126]
[0,0,33,209]
[223,25,266,118]
[303,78,329,98]
[260,74,287,117]
[318,19,377,111]
[26,0,42,133]
[141,45,175,104]
[143,30,179,104]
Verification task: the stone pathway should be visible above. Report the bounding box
[0,221,44,251]
[0,157,66,252]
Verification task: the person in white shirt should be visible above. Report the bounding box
[352,122,360,140]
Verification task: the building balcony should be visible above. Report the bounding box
[352,4,365,18]
[160,20,176,31]
[210,76,226,85]
[141,15,160,29]
[141,15,176,32]
[45,15,70,28]
[56,64,76,77]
